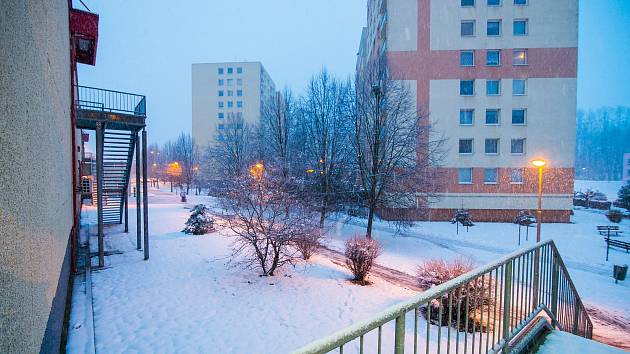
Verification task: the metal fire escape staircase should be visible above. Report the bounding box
[74,85,150,266]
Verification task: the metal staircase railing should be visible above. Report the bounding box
[76,85,146,116]
[293,240,592,354]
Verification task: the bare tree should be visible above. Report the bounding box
[301,69,355,227]
[261,88,295,179]
[353,60,445,237]
[206,115,256,182]
[173,133,199,194]
[220,166,319,276]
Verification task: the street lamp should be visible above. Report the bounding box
[531,159,546,242]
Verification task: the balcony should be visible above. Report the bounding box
[74,85,146,131]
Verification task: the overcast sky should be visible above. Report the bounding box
[76,0,630,145]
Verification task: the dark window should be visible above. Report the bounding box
[484,168,498,184]
[488,0,500,5]
[461,0,474,6]
[459,168,473,184]
[485,139,499,154]
[460,80,475,95]
[236,67,243,74]
[486,109,500,125]
[487,20,501,36]
[459,139,474,154]
[512,109,526,124]
[511,138,525,154]
[514,20,528,35]
[514,0,527,5]
[487,50,501,66]
[227,67,233,74]
[486,80,500,95]
[218,68,224,74]
[460,51,475,66]
[461,21,475,36]
[460,109,474,125]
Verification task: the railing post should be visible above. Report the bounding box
[550,254,560,327]
[135,131,141,250]
[572,306,580,335]
[142,129,150,260]
[96,121,105,268]
[533,248,540,309]
[502,261,513,353]
[394,313,405,354]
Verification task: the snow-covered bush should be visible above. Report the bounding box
[451,209,474,233]
[513,210,536,226]
[416,258,494,332]
[293,230,325,260]
[618,183,630,211]
[606,208,624,223]
[183,204,215,235]
[344,237,382,283]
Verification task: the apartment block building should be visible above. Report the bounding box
[357,0,578,222]
[192,62,276,148]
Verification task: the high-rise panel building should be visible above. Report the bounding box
[357,0,578,222]
[192,62,276,148]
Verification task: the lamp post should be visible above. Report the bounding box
[531,159,546,242]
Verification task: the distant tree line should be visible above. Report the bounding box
[575,106,630,180]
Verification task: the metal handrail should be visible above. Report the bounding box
[74,85,146,116]
[293,240,592,354]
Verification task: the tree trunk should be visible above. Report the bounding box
[366,206,375,238]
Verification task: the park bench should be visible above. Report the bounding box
[605,237,630,261]
[597,225,624,238]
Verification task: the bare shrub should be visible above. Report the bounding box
[344,237,382,283]
[293,230,326,260]
[417,258,494,332]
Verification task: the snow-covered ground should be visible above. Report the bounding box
[574,180,625,201]
[67,187,630,353]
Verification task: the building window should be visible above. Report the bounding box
[237,67,243,74]
[461,21,475,37]
[227,101,233,108]
[460,109,474,125]
[484,168,498,184]
[218,124,225,130]
[218,90,224,97]
[459,139,474,154]
[510,168,524,184]
[511,138,526,154]
[227,79,234,85]
[460,50,475,67]
[218,79,224,86]
[485,138,499,154]
[513,49,528,65]
[227,112,234,119]
[486,50,501,66]
[236,112,243,119]
[488,0,501,5]
[460,80,475,96]
[227,67,233,74]
[485,109,500,125]
[513,19,528,36]
[218,112,224,119]
[512,109,526,125]
[218,68,224,75]
[486,80,500,95]
[487,20,501,36]
[514,0,527,5]
[237,90,243,96]
[227,90,233,97]
[459,168,473,184]
[461,0,474,6]
[237,101,243,108]
[512,79,527,95]
[237,79,243,86]
[218,101,224,108]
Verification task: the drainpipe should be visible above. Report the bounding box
[69,0,78,273]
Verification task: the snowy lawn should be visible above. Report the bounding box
[83,189,416,353]
[574,179,625,201]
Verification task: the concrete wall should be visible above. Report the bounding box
[0,0,73,352]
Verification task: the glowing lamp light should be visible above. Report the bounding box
[306,169,315,173]
[531,159,546,167]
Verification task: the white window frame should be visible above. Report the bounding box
[486,80,501,96]
[510,138,526,155]
[487,20,502,37]
[460,80,475,96]
[484,168,499,184]
[513,19,528,36]
[458,168,474,184]
[485,138,500,155]
[485,109,500,125]
[460,50,475,67]
[512,108,527,125]
[461,20,476,37]
[459,138,474,155]
[512,79,527,95]
[512,49,528,66]
[460,109,474,126]
[486,49,501,66]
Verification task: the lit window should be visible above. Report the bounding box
[461,21,475,37]
[513,79,526,95]
[218,68,224,75]
[218,79,224,86]
[459,139,474,154]
[514,0,527,5]
[237,101,243,108]
[461,0,474,6]
[486,80,500,95]
[514,19,528,36]
[487,20,501,36]
[460,109,474,125]
[237,90,243,97]
[488,0,500,5]
[237,67,243,74]
[459,168,473,184]
[218,112,224,119]
[218,101,224,108]
[484,168,498,184]
[227,101,233,108]
[510,169,524,184]
[227,79,234,85]
[227,67,233,74]
[485,138,499,154]
[485,109,500,125]
[460,50,475,67]
[512,109,526,125]
[513,49,528,65]
[511,138,525,154]
[486,50,501,66]
[460,80,475,96]
[218,90,224,97]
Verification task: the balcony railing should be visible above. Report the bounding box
[75,85,146,116]
[293,240,592,354]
